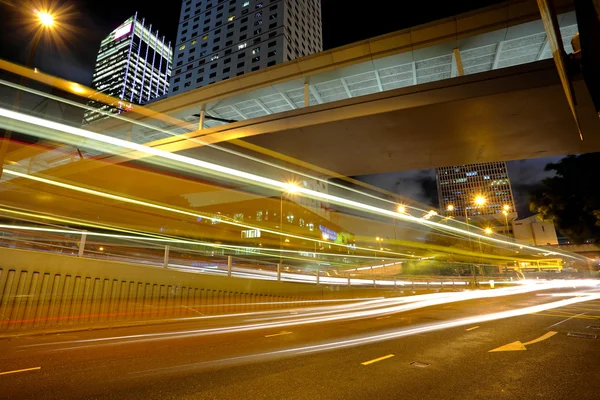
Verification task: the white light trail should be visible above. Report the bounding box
[24,281,599,352]
[0,106,583,261]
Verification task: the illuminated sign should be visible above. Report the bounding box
[318,225,338,241]
[241,229,261,239]
[114,23,132,40]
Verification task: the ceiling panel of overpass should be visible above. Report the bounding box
[241,78,600,177]
[198,14,578,128]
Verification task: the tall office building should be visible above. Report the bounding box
[436,162,516,219]
[169,0,322,95]
[84,14,173,123]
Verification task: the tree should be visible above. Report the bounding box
[529,154,600,242]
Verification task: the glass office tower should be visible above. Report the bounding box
[169,0,322,95]
[84,14,173,123]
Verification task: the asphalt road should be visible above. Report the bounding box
[1,286,600,400]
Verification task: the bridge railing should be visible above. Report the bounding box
[0,221,503,289]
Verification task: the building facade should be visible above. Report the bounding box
[512,214,559,246]
[84,14,173,123]
[169,0,322,95]
[436,162,516,220]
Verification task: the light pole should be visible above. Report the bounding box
[502,204,511,237]
[279,182,299,267]
[446,194,487,288]
[0,9,56,180]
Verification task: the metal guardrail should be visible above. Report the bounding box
[0,223,507,289]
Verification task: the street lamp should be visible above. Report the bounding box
[0,9,59,180]
[37,11,55,28]
[450,195,486,287]
[474,195,487,207]
[484,227,493,235]
[502,205,511,237]
[29,9,57,66]
[280,181,299,266]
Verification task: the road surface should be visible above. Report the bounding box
[1,284,599,399]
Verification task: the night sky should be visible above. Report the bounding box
[0,0,562,217]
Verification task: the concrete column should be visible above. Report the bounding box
[347,273,351,286]
[227,256,232,277]
[316,268,319,285]
[163,245,170,268]
[78,233,87,257]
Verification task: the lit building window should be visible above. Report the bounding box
[238,43,247,49]
[228,15,235,22]
[256,211,263,221]
[243,1,249,6]
[179,44,186,50]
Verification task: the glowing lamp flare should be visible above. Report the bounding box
[37,11,55,27]
[474,196,487,206]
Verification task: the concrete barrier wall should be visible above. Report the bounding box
[0,248,403,331]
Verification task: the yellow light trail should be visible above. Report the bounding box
[0,169,416,260]
[0,79,426,216]
[0,106,585,262]
[0,221,406,264]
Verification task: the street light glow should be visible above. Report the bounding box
[484,227,493,235]
[474,195,487,206]
[284,181,300,193]
[37,11,55,27]
[503,204,510,211]
[397,205,406,214]
[446,204,454,212]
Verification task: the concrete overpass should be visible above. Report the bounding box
[78,0,600,177]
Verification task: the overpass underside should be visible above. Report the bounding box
[153,60,600,176]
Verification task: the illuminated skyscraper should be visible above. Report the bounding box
[84,14,173,123]
[436,162,516,219]
[169,0,322,95]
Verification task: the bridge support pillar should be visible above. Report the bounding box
[228,256,232,277]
